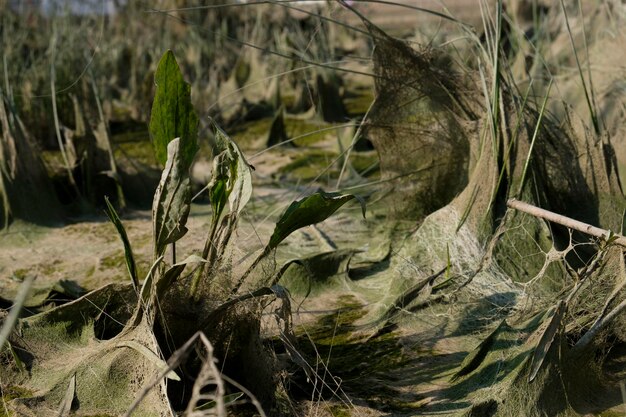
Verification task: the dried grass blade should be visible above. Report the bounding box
[529,300,566,382]
[56,374,75,417]
[0,275,34,351]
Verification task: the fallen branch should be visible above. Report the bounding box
[506,199,626,247]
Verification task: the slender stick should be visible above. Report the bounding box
[189,217,219,298]
[506,198,626,247]
[231,246,271,295]
[572,297,626,355]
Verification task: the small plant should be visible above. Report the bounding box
[0,49,364,416]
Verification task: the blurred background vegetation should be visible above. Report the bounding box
[0,0,383,226]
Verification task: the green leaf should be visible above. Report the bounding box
[212,123,253,216]
[104,197,139,292]
[268,190,366,250]
[529,300,567,382]
[152,138,193,259]
[156,255,207,296]
[208,171,228,222]
[190,125,252,298]
[149,50,199,169]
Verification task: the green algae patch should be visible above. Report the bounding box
[115,139,158,167]
[40,150,64,173]
[9,268,29,281]
[284,119,334,147]
[328,404,352,417]
[0,386,35,417]
[344,92,374,116]
[278,150,339,181]
[111,128,149,146]
[349,152,379,178]
[232,117,342,149]
[0,385,35,402]
[232,118,274,149]
[100,252,126,269]
[294,295,418,412]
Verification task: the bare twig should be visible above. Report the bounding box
[507,199,626,247]
[572,297,626,355]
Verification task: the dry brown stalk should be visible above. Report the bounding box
[506,198,626,247]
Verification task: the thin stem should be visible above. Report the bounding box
[517,80,553,196]
[50,25,80,196]
[572,297,626,355]
[189,216,220,298]
[335,98,376,189]
[559,0,600,135]
[231,246,271,295]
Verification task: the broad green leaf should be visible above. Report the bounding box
[104,196,139,291]
[152,138,193,259]
[529,300,567,382]
[149,50,199,168]
[268,191,366,250]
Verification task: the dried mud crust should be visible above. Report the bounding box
[0,205,265,303]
